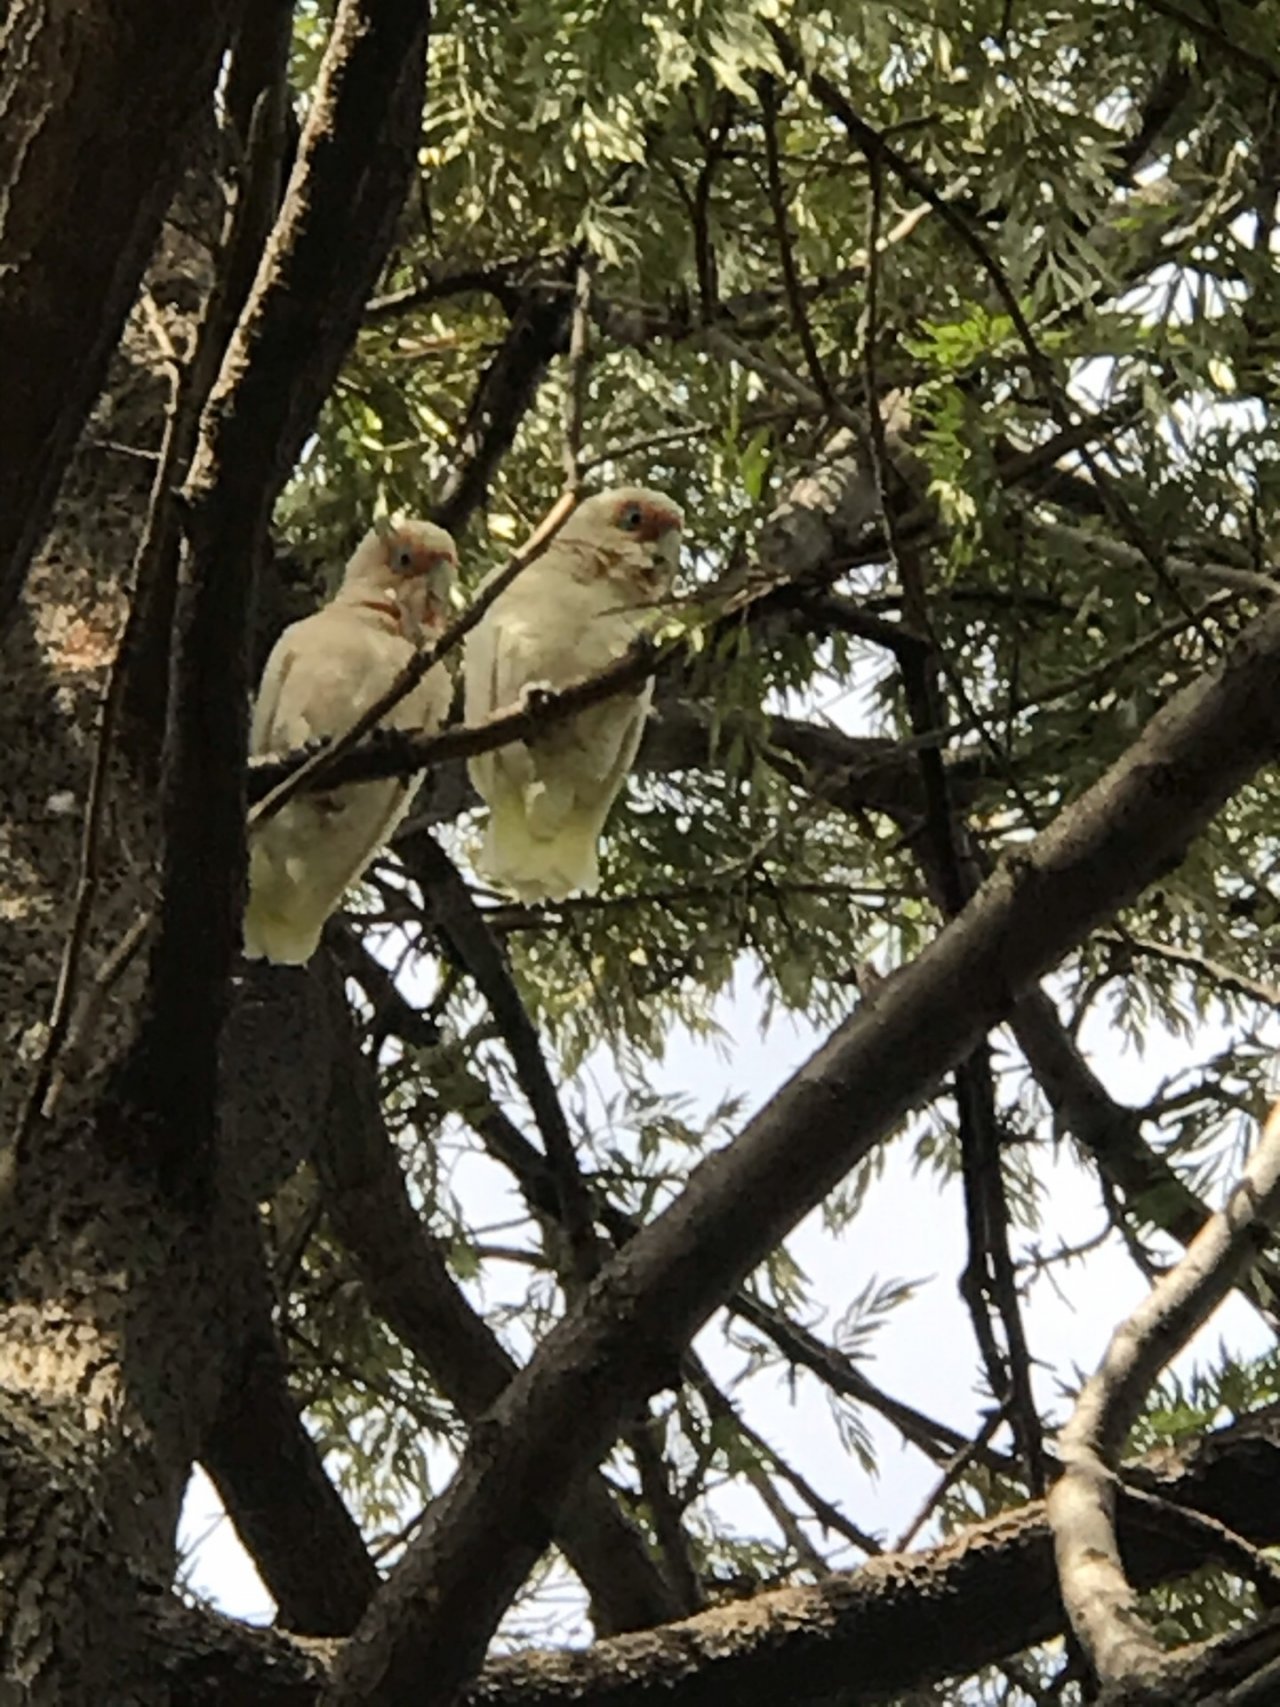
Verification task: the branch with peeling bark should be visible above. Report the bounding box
[1049,1100,1280,1692]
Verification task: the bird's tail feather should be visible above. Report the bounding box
[478,787,604,902]
[242,842,327,966]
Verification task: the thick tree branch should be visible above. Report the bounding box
[144,1411,1280,1706]
[118,0,295,762]
[385,1017,977,1486]
[313,968,686,1636]
[203,1231,381,1637]
[321,584,1280,1703]
[0,0,242,627]
[118,0,432,1202]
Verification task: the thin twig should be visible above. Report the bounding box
[860,137,1044,1493]
[685,1354,880,1559]
[15,322,183,1147]
[39,914,152,1122]
[1100,931,1280,1010]
[402,832,601,1287]
[759,74,834,408]
[723,1290,1012,1472]
[625,1414,705,1613]
[777,26,1219,635]
[894,1406,1007,1550]
[248,630,659,805]
[1138,0,1280,91]
[561,260,593,490]
[249,488,581,829]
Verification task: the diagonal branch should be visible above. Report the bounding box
[1011,987,1280,1326]
[146,1410,1280,1707]
[398,831,600,1278]
[202,1229,381,1637]
[1049,1100,1280,1690]
[312,967,686,1635]
[858,144,1042,1492]
[321,582,1280,1704]
[115,0,433,1203]
[725,1289,1011,1473]
[432,268,576,535]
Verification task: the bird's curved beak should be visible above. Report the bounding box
[652,528,682,583]
[395,590,424,646]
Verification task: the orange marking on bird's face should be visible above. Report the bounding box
[611,497,682,544]
[386,535,456,579]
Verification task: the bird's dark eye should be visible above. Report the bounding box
[394,545,414,573]
[618,503,644,532]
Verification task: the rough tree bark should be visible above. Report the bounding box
[0,3,432,1699]
[0,0,245,627]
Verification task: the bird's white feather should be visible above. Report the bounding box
[463,489,681,901]
[244,521,455,964]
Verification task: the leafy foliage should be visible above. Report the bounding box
[199,0,1280,1688]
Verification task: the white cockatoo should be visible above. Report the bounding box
[464,487,683,901]
[244,517,457,965]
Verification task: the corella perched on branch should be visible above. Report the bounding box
[244,517,457,964]
[464,486,683,901]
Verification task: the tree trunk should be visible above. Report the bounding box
[0,51,334,1707]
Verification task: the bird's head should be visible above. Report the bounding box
[343,517,458,644]
[559,487,684,604]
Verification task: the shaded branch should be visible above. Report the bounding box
[398,831,600,1280]
[433,271,575,535]
[145,1412,1280,1707]
[312,968,687,1636]
[1010,987,1280,1326]
[859,149,1041,1492]
[725,1290,1011,1474]
[119,0,295,760]
[203,1232,381,1637]
[116,0,433,1202]
[18,47,299,1131]
[1138,0,1280,91]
